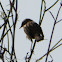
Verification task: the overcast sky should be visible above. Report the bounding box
[0,0,62,62]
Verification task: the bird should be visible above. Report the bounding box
[19,19,44,43]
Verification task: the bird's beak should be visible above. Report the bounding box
[19,26,22,29]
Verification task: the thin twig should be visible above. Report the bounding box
[45,6,61,62]
[25,40,37,62]
[40,0,46,26]
[0,25,13,42]
[56,19,62,23]
[49,11,55,21]
[45,0,59,11]
[51,39,62,49]
[39,0,44,25]
[36,41,62,62]
[10,0,18,62]
[28,40,36,62]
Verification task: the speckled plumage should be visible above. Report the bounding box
[20,19,44,42]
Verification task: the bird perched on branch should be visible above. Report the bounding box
[19,19,44,42]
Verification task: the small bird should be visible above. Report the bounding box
[19,19,44,42]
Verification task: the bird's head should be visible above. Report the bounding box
[19,19,32,29]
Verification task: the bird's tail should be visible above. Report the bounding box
[35,35,44,42]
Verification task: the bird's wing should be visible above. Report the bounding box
[29,22,43,33]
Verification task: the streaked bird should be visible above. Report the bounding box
[19,19,44,42]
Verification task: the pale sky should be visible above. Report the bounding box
[0,0,62,62]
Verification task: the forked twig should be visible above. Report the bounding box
[36,39,62,62]
[45,6,62,62]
